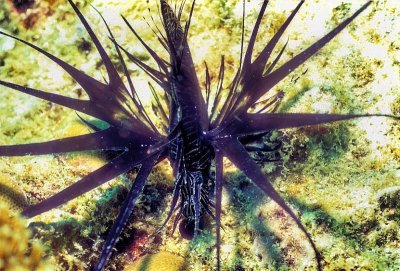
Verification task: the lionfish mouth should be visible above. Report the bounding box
[179,218,206,240]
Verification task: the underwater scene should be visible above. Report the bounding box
[0,0,399,270]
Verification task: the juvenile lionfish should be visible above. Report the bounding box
[0,0,398,270]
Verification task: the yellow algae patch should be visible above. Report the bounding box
[60,121,93,139]
[0,173,28,212]
[125,252,187,271]
[0,202,54,271]
[67,153,106,175]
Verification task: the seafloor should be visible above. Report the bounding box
[0,0,399,270]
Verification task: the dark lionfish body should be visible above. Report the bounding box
[161,0,214,235]
[0,0,398,270]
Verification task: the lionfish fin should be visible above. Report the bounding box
[251,0,304,76]
[247,1,373,110]
[0,128,124,157]
[67,0,122,88]
[221,113,398,137]
[22,148,153,218]
[215,151,224,271]
[160,0,185,69]
[122,15,169,73]
[216,138,321,270]
[93,156,158,271]
[0,79,101,119]
[0,30,105,100]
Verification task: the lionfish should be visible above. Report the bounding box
[0,0,397,270]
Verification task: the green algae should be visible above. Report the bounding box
[0,0,399,270]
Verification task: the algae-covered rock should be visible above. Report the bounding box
[0,173,28,212]
[124,251,187,271]
[377,186,400,209]
[0,0,399,270]
[0,202,54,271]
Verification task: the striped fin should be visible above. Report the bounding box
[161,0,184,51]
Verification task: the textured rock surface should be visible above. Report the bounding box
[0,0,399,270]
[0,202,54,270]
[124,251,187,271]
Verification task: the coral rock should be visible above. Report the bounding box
[0,202,54,271]
[0,173,28,212]
[125,251,187,271]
